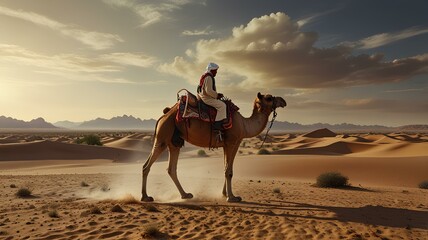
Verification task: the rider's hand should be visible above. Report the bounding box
[217,93,224,99]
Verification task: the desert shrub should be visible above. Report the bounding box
[10,184,17,188]
[418,180,428,189]
[15,188,32,198]
[316,172,349,188]
[80,181,89,187]
[90,206,102,214]
[257,148,270,155]
[273,188,281,193]
[48,210,59,218]
[197,149,207,157]
[142,224,161,238]
[111,204,125,213]
[0,230,7,235]
[75,135,102,146]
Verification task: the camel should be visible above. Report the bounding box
[141,92,286,202]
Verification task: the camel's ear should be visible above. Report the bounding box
[257,92,263,100]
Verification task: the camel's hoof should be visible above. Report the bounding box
[181,193,193,199]
[227,196,242,202]
[141,196,154,202]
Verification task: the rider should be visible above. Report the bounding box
[197,62,226,130]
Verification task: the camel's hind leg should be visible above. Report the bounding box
[141,143,166,202]
[167,145,193,199]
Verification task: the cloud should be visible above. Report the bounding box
[104,0,198,28]
[0,44,159,84]
[182,26,215,36]
[0,5,123,50]
[159,12,428,90]
[0,44,118,72]
[297,7,342,27]
[385,88,425,93]
[291,97,427,113]
[345,26,428,49]
[100,53,158,68]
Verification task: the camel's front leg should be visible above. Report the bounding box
[168,146,193,199]
[224,144,241,202]
[141,144,166,202]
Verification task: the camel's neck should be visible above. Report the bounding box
[242,109,270,138]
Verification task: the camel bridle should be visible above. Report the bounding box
[260,96,278,149]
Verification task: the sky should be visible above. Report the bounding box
[0,0,427,126]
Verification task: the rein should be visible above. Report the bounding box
[260,107,277,149]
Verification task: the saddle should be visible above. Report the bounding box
[176,89,239,130]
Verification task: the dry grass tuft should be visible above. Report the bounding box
[142,224,161,238]
[15,187,32,198]
[80,181,89,187]
[257,148,271,155]
[316,172,349,188]
[48,209,60,218]
[418,180,428,189]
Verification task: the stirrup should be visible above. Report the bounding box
[215,130,223,142]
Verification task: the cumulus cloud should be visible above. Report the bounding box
[0,5,123,50]
[104,0,198,28]
[159,12,428,91]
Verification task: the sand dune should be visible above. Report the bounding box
[105,134,153,151]
[303,128,337,138]
[0,140,146,161]
[1,129,427,160]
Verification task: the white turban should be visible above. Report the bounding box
[206,62,219,72]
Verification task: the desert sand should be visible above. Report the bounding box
[0,129,427,239]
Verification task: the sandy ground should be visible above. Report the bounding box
[0,130,427,239]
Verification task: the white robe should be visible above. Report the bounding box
[197,75,226,121]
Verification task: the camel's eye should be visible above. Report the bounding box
[265,96,273,102]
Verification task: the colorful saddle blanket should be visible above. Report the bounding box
[176,89,239,130]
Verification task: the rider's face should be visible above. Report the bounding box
[211,69,218,77]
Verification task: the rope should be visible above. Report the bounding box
[260,109,277,149]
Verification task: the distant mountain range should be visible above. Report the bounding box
[75,115,156,130]
[1,115,427,132]
[0,116,58,129]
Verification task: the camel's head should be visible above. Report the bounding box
[255,92,287,115]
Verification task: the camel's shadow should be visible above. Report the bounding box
[159,199,428,230]
[235,200,428,230]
